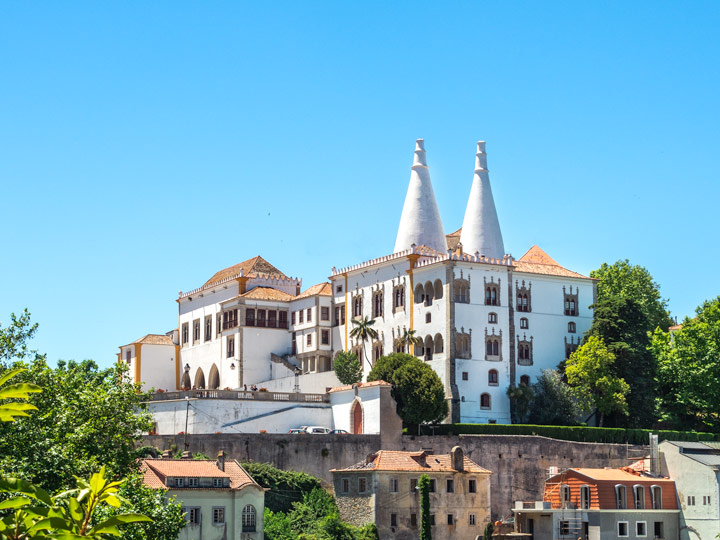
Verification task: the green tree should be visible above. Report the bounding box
[585,297,657,428]
[566,336,630,427]
[418,474,431,540]
[590,260,673,332]
[397,328,422,355]
[483,522,494,540]
[240,461,322,513]
[651,297,720,431]
[333,351,363,385]
[506,383,534,424]
[367,353,448,429]
[0,310,42,367]
[0,368,41,422]
[349,316,378,370]
[527,370,578,426]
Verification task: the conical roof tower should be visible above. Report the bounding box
[459,141,505,259]
[394,139,448,254]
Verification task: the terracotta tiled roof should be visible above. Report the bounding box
[203,256,287,288]
[568,468,674,483]
[240,287,295,301]
[121,334,174,348]
[295,282,332,300]
[446,228,462,251]
[669,324,682,331]
[140,459,259,490]
[328,380,392,394]
[332,450,490,474]
[514,245,591,280]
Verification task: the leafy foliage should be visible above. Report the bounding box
[0,369,41,422]
[506,383,534,424]
[483,522,494,540]
[240,461,322,513]
[590,260,673,332]
[418,474,431,540]
[367,353,448,428]
[566,336,630,427]
[526,370,578,426]
[397,329,422,354]
[333,352,363,385]
[349,317,378,370]
[652,296,720,431]
[0,310,41,367]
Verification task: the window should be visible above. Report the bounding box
[243,308,253,327]
[224,309,239,329]
[393,285,405,310]
[654,522,664,538]
[410,478,418,493]
[488,312,497,324]
[306,308,312,322]
[390,478,398,493]
[447,514,454,525]
[372,291,383,318]
[429,514,435,526]
[520,317,528,329]
[429,479,436,493]
[193,319,200,343]
[469,513,476,526]
[636,521,647,537]
[446,479,454,493]
[485,336,500,360]
[186,507,200,524]
[564,287,578,316]
[306,334,312,346]
[462,371,468,381]
[517,338,533,366]
[257,309,266,327]
[568,321,576,333]
[187,477,199,488]
[560,484,571,508]
[704,495,711,505]
[687,495,695,506]
[242,505,256,532]
[213,478,225,488]
[373,341,383,363]
[488,369,499,386]
[423,281,434,307]
[125,350,131,363]
[279,311,288,329]
[485,285,499,306]
[633,485,645,509]
[520,375,530,386]
[580,485,590,509]
[353,296,363,317]
[425,312,431,323]
[617,521,628,537]
[410,513,417,527]
[182,323,189,345]
[268,310,277,328]
[615,485,627,509]
[292,311,296,325]
[456,332,471,359]
[468,479,477,493]
[651,485,662,509]
[216,313,222,336]
[480,393,491,409]
[321,330,329,345]
[390,513,397,527]
[174,477,184,488]
[227,335,235,358]
[334,305,345,326]
[342,478,350,493]
[299,310,304,324]
[454,279,470,303]
[321,306,330,321]
[204,316,212,342]
[358,477,367,493]
[336,284,343,293]
[212,507,225,525]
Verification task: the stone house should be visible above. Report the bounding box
[331,446,491,539]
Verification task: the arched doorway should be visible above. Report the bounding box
[194,368,205,389]
[208,364,220,390]
[351,400,363,434]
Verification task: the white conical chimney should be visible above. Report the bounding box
[393,139,448,254]
[459,141,504,259]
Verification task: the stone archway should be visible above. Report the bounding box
[351,399,363,434]
[194,368,205,389]
[208,364,220,390]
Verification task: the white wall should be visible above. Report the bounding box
[259,371,340,394]
[329,384,384,434]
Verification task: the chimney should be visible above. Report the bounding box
[181,451,192,459]
[217,450,226,472]
[451,446,464,471]
[365,452,377,465]
[162,449,172,459]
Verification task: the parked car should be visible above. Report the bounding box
[304,426,331,434]
[329,429,349,434]
[288,428,306,434]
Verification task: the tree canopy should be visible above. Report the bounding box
[526,370,579,426]
[367,353,448,427]
[651,296,720,431]
[333,351,363,385]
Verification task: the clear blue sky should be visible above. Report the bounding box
[2,2,718,367]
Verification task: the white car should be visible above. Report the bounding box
[304,426,331,434]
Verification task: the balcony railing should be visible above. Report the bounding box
[149,389,329,403]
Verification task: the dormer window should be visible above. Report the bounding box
[188,477,199,488]
[213,478,226,488]
[174,478,184,488]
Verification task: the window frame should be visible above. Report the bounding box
[242,504,257,532]
[212,506,225,525]
[617,520,629,537]
[636,520,647,537]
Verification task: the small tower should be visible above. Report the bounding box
[459,141,505,259]
[394,139,448,254]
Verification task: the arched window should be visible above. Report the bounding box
[485,285,499,306]
[372,342,383,364]
[242,505,257,532]
[568,321,576,333]
[517,338,533,366]
[372,291,383,318]
[434,334,443,354]
[414,284,425,304]
[615,484,627,509]
[353,295,363,317]
[488,369,498,386]
[520,317,529,329]
[480,393,491,409]
[488,312,497,324]
[424,282,434,307]
[492,340,498,355]
[454,279,470,303]
[580,485,590,509]
[393,285,405,311]
[560,485,571,508]
[424,336,433,361]
[633,485,645,509]
[434,279,443,300]
[456,332,471,359]
[520,375,530,386]
[650,485,662,509]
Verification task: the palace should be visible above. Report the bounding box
[119,139,595,424]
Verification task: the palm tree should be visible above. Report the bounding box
[349,316,378,369]
[399,328,423,356]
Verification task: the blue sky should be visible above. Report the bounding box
[2,2,718,367]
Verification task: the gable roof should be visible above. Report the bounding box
[240,287,295,302]
[559,468,674,484]
[514,245,591,280]
[140,459,259,490]
[446,228,462,251]
[203,256,287,288]
[295,282,332,300]
[332,449,490,474]
[121,334,174,348]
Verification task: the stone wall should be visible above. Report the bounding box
[143,433,644,519]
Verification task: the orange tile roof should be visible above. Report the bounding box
[121,334,174,348]
[328,380,392,394]
[568,468,674,483]
[446,228,462,251]
[295,282,332,300]
[141,459,259,490]
[514,245,591,280]
[240,287,295,301]
[203,256,288,288]
[332,450,490,474]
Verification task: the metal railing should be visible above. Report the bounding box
[148,389,329,403]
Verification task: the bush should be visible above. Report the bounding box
[241,461,322,513]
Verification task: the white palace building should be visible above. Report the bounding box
[119,140,595,425]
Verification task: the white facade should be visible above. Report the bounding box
[119,139,595,425]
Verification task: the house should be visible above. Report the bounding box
[331,446,491,540]
[659,440,720,539]
[141,451,265,540]
[513,467,679,540]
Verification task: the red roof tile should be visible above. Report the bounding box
[240,287,295,301]
[514,245,591,280]
[328,380,392,393]
[295,282,332,300]
[333,450,490,474]
[203,256,288,288]
[140,459,259,490]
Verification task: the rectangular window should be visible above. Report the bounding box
[279,311,288,329]
[212,507,225,524]
[193,319,200,343]
[410,513,417,527]
[182,323,189,345]
[299,310,304,324]
[268,310,277,328]
[257,309,266,327]
[216,313,221,336]
[342,478,349,493]
[186,507,200,524]
[204,316,212,341]
[321,330,329,345]
[336,284,343,293]
[212,478,225,488]
[187,477,199,488]
[446,479,454,493]
[468,479,477,493]
[410,478,418,493]
[174,477,184,488]
[447,514,454,525]
[334,305,345,326]
[429,514,435,526]
[429,479,436,493]
[223,309,239,329]
[617,521,628,537]
[390,513,397,527]
[306,334,312,346]
[469,513,476,526]
[125,350,131,363]
[227,336,235,358]
[245,309,255,327]
[636,521,647,537]
[389,478,398,493]
[307,308,312,322]
[359,477,367,493]
[688,495,695,506]
[321,306,330,321]
[462,371,468,381]
[292,311,296,325]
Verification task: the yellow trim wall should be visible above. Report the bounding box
[174,345,181,390]
[134,343,142,384]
